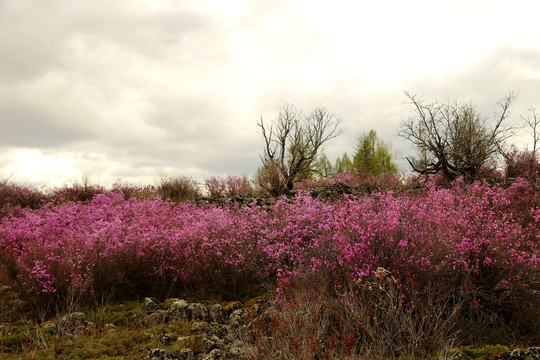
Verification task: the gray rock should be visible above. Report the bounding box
[143,297,161,312]
[200,348,222,360]
[188,303,208,321]
[190,321,211,334]
[253,299,268,315]
[105,323,116,334]
[161,333,176,346]
[148,310,170,325]
[177,349,195,360]
[492,348,532,360]
[229,309,245,327]
[60,312,87,334]
[203,335,224,352]
[209,304,226,324]
[509,349,527,359]
[63,312,86,326]
[148,348,177,360]
[526,347,540,360]
[169,300,189,320]
[212,323,229,338]
[226,340,253,359]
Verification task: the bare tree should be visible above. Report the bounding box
[398,92,517,183]
[523,108,539,159]
[520,108,540,185]
[257,104,343,195]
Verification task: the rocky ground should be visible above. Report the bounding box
[0,284,262,359]
[1,286,539,360]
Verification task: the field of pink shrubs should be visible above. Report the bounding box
[0,175,539,346]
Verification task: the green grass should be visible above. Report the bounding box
[458,344,509,359]
[0,299,195,360]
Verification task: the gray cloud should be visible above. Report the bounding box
[0,87,99,147]
[402,45,540,147]
[1,0,540,186]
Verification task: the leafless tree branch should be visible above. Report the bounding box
[257,104,343,195]
[398,92,517,183]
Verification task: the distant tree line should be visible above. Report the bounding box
[257,92,539,195]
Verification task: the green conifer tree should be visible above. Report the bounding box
[352,130,397,176]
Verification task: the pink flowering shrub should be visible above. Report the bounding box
[0,179,46,216]
[0,181,538,341]
[224,175,253,196]
[476,164,504,183]
[48,178,106,204]
[205,175,253,197]
[504,147,540,186]
[205,176,227,197]
[0,194,273,313]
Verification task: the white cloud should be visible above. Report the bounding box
[0,149,82,187]
[1,0,540,186]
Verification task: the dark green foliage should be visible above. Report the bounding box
[0,331,27,351]
[459,344,509,359]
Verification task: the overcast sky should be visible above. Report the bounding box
[1,0,540,188]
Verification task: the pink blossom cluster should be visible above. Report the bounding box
[0,180,538,310]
